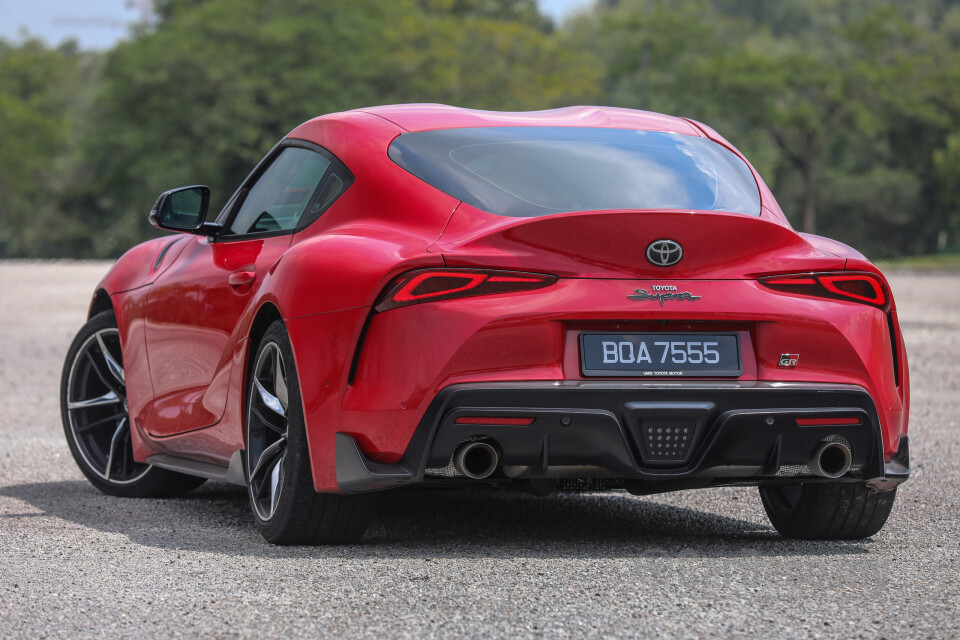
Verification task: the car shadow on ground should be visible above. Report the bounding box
[0,479,874,559]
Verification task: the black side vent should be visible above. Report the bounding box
[152,238,181,272]
[886,312,900,387]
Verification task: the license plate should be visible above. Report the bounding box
[580,333,742,377]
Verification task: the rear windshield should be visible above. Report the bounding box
[388,127,761,217]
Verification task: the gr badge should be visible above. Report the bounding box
[779,353,800,367]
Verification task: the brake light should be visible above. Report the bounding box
[375,269,557,312]
[759,272,888,309]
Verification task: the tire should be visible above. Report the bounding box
[759,482,897,540]
[61,310,207,497]
[245,320,375,545]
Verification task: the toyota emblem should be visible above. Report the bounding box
[646,240,683,267]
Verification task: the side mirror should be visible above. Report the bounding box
[148,185,220,235]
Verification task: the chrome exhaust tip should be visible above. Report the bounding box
[453,441,499,480]
[808,441,853,478]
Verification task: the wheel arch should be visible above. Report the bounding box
[88,288,114,319]
[242,300,330,494]
[246,301,285,382]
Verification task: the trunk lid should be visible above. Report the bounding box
[429,204,845,279]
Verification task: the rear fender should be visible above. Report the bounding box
[194,228,446,432]
[248,235,443,491]
[842,256,910,446]
[264,232,445,319]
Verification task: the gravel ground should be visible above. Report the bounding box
[0,261,957,639]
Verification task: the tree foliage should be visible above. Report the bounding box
[1,0,959,258]
[0,39,99,256]
[571,0,960,256]
[62,0,598,256]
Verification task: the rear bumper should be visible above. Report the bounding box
[335,381,909,493]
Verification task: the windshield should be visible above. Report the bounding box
[389,127,761,217]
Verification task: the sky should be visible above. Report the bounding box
[0,0,593,50]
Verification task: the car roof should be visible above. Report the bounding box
[351,103,705,136]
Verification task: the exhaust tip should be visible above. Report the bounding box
[808,440,853,478]
[453,441,499,480]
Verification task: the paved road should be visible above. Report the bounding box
[0,261,957,639]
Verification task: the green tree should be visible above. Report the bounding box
[417,0,553,30]
[70,0,598,257]
[572,0,960,256]
[0,38,98,257]
[5,0,960,259]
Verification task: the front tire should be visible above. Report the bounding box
[245,320,374,545]
[759,482,897,539]
[61,311,207,497]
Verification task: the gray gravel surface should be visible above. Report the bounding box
[0,261,957,639]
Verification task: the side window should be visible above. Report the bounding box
[228,147,333,235]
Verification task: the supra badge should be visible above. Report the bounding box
[628,284,701,306]
[646,239,683,266]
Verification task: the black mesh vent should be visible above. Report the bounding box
[639,421,697,463]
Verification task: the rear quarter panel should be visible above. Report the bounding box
[221,113,462,487]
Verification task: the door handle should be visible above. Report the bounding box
[229,269,256,287]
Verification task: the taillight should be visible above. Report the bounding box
[795,417,861,427]
[374,269,557,312]
[455,416,536,425]
[759,272,889,310]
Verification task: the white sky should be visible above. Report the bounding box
[0,0,593,50]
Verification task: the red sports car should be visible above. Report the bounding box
[61,104,909,544]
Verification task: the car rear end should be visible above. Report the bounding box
[333,120,908,537]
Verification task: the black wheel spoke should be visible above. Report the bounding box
[251,403,286,435]
[254,378,285,418]
[73,411,126,434]
[95,331,125,385]
[67,390,122,411]
[83,350,124,398]
[253,445,285,505]
[104,418,127,481]
[269,455,285,515]
[65,327,148,485]
[250,438,286,482]
[247,340,290,522]
[254,462,276,501]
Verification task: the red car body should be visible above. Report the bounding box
[72,104,909,541]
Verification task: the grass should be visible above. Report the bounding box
[876,254,960,271]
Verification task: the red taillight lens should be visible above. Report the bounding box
[454,416,536,426]
[375,269,557,312]
[818,275,885,305]
[795,417,862,427]
[759,272,888,309]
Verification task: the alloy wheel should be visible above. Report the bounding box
[64,328,149,484]
[246,341,290,521]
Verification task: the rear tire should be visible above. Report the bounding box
[245,320,375,545]
[759,482,897,540]
[61,310,207,497]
